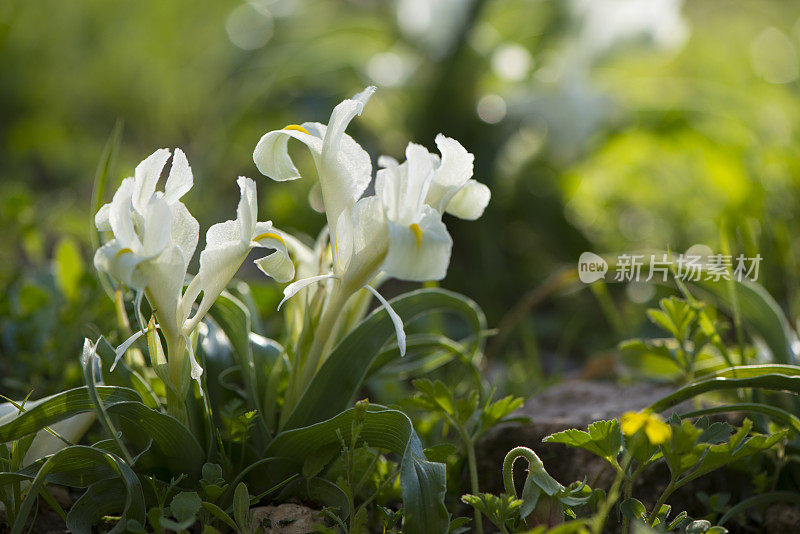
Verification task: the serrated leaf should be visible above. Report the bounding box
[544,420,622,466]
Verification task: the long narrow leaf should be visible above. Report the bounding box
[283,288,485,430]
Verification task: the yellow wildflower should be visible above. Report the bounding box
[621,410,672,445]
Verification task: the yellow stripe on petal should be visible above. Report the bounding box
[284,124,310,135]
[253,231,286,247]
[409,223,422,249]
[115,248,133,259]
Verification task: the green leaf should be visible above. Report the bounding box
[282,288,486,430]
[104,401,205,480]
[208,293,270,445]
[53,237,84,302]
[201,502,239,531]
[268,405,448,534]
[649,373,800,413]
[16,446,145,534]
[170,491,202,524]
[543,420,622,467]
[694,279,798,364]
[480,395,524,431]
[673,419,787,488]
[66,478,142,534]
[619,498,647,522]
[679,402,800,437]
[0,386,141,442]
[233,482,250,529]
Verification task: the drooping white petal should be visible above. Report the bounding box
[94,240,145,289]
[110,329,147,372]
[445,179,491,220]
[382,206,452,281]
[132,148,170,214]
[184,333,204,381]
[277,273,338,310]
[164,148,193,204]
[252,222,295,283]
[255,251,295,283]
[95,203,112,231]
[365,284,406,356]
[252,127,323,181]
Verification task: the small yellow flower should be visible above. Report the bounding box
[621,410,672,445]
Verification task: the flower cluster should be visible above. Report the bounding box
[253,86,489,355]
[94,86,490,394]
[94,150,292,387]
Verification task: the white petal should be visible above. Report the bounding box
[399,143,435,223]
[94,241,144,289]
[277,273,338,310]
[140,246,187,337]
[109,178,141,251]
[433,134,474,187]
[308,182,325,213]
[322,86,375,158]
[365,285,406,356]
[375,166,400,220]
[252,223,295,283]
[333,210,354,273]
[184,333,204,381]
[252,127,323,181]
[255,251,295,283]
[141,197,173,257]
[164,148,193,203]
[170,202,199,268]
[382,207,452,281]
[445,180,491,220]
[350,195,387,260]
[132,148,170,214]
[236,177,258,243]
[95,203,112,231]
[181,229,248,330]
[312,120,373,239]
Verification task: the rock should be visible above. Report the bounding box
[476,379,680,493]
[764,503,800,532]
[252,503,326,533]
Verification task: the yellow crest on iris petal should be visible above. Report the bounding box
[409,223,422,248]
[284,124,310,135]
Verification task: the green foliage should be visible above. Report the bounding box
[543,420,622,469]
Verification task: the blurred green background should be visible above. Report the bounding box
[3,0,800,397]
